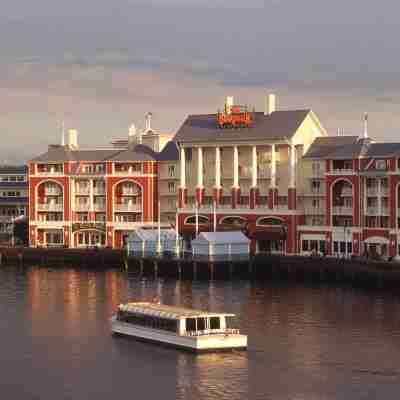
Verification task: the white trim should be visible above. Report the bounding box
[364,236,389,244]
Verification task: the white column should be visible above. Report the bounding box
[233,146,239,188]
[89,179,94,212]
[197,147,203,188]
[289,144,296,188]
[271,144,276,188]
[180,147,186,188]
[378,178,382,215]
[215,147,221,188]
[251,146,257,188]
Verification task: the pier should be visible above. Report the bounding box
[1,247,400,289]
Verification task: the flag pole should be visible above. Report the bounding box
[195,200,199,237]
[213,200,217,232]
[157,200,161,254]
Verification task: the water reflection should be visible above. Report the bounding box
[3,266,400,399]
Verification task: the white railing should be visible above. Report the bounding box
[93,188,105,195]
[366,187,378,196]
[330,169,354,175]
[310,188,325,195]
[341,188,353,196]
[75,204,90,212]
[93,203,106,211]
[332,206,353,215]
[366,207,389,216]
[36,171,63,176]
[114,170,144,176]
[37,203,63,212]
[115,204,142,212]
[184,328,240,337]
[304,207,326,215]
[75,187,90,195]
[44,188,62,195]
[121,189,141,196]
[381,187,389,196]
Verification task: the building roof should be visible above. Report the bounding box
[192,231,250,244]
[303,136,359,159]
[0,165,28,174]
[175,110,311,144]
[305,136,400,160]
[31,144,157,163]
[128,228,179,242]
[157,140,179,161]
[118,302,234,320]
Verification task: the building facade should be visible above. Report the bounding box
[0,165,28,244]
[174,95,327,254]
[28,128,159,248]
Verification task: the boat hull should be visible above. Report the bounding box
[111,318,247,353]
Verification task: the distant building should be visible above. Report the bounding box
[0,165,28,244]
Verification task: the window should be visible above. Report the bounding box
[185,148,192,162]
[210,317,220,330]
[168,182,176,193]
[168,165,175,177]
[340,242,346,253]
[375,160,387,170]
[347,242,353,254]
[334,241,339,253]
[312,162,321,175]
[302,240,309,252]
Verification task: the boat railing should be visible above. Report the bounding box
[184,328,240,336]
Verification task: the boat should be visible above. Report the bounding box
[111,302,247,352]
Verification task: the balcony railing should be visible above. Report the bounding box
[44,188,62,195]
[121,189,141,196]
[93,203,106,212]
[304,207,326,215]
[75,187,90,195]
[37,203,63,212]
[75,204,90,212]
[36,170,63,176]
[366,207,389,216]
[114,170,144,176]
[114,204,142,212]
[93,187,105,195]
[341,188,353,196]
[332,206,353,215]
[330,169,354,175]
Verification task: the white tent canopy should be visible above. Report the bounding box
[192,231,250,257]
[127,228,182,254]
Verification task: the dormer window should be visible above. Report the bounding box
[375,160,387,170]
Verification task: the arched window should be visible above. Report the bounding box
[185,215,209,225]
[256,217,283,226]
[220,216,247,227]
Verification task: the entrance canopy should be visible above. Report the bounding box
[364,236,389,244]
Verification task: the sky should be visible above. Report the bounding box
[1,0,400,162]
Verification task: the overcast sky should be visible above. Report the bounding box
[1,0,400,162]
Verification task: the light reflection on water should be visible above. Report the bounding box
[0,265,400,399]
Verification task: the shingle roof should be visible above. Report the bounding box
[0,165,28,174]
[157,141,179,161]
[304,136,400,160]
[303,136,359,159]
[175,110,311,144]
[30,144,156,163]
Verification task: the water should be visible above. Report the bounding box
[1,265,400,399]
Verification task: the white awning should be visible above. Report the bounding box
[364,236,389,244]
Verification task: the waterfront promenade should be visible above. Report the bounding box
[1,247,400,289]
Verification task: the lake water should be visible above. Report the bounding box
[1,265,400,399]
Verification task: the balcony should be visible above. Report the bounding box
[93,203,106,212]
[366,187,378,196]
[304,207,326,215]
[37,203,63,212]
[341,188,353,196]
[36,170,63,176]
[114,169,144,176]
[330,169,354,176]
[332,206,353,215]
[366,207,389,216]
[93,187,105,195]
[75,187,90,195]
[44,188,62,196]
[121,189,141,196]
[114,204,142,212]
[75,204,90,212]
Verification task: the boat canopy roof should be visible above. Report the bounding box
[118,302,235,320]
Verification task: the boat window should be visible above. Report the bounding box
[186,318,196,332]
[225,316,237,329]
[117,311,177,333]
[210,317,220,330]
[197,318,206,331]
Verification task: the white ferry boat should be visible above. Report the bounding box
[111,302,247,353]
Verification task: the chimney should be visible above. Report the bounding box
[265,93,276,115]
[68,129,78,149]
[225,96,234,114]
[145,112,153,133]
